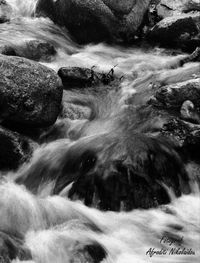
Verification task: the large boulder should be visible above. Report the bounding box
[35,0,151,44]
[148,12,200,50]
[0,54,63,127]
[0,126,33,171]
[0,40,56,62]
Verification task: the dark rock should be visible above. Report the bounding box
[58,67,115,88]
[147,78,200,159]
[0,40,56,62]
[0,54,63,128]
[54,132,190,211]
[160,117,200,147]
[0,126,33,171]
[149,79,200,111]
[0,45,16,56]
[148,13,200,50]
[0,231,32,262]
[58,67,102,88]
[84,242,107,263]
[0,0,12,23]
[16,114,190,211]
[35,0,151,44]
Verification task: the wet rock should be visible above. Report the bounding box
[0,40,56,62]
[0,54,63,128]
[0,0,12,23]
[148,78,200,158]
[58,67,115,89]
[0,45,16,56]
[0,126,32,171]
[35,0,151,44]
[17,112,191,211]
[53,131,190,211]
[58,67,102,88]
[61,103,91,120]
[160,117,200,148]
[84,242,107,263]
[180,100,200,123]
[0,231,32,262]
[61,90,91,119]
[149,78,200,111]
[148,13,200,50]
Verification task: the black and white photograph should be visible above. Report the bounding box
[0,0,200,262]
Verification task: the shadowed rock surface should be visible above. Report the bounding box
[0,40,56,62]
[0,126,33,171]
[0,0,12,23]
[148,13,200,51]
[35,0,151,44]
[58,67,115,89]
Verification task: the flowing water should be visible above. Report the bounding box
[0,0,200,262]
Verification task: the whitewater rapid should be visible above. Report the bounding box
[0,0,200,262]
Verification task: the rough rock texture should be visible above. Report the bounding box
[157,0,200,18]
[0,126,33,171]
[0,45,16,56]
[35,0,151,44]
[52,132,190,211]
[0,54,63,127]
[61,103,91,120]
[0,40,56,62]
[0,0,12,23]
[148,78,200,153]
[58,67,115,88]
[150,78,200,110]
[148,13,200,50]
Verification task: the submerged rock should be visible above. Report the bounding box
[0,0,12,23]
[61,90,91,120]
[61,103,91,120]
[0,126,32,171]
[0,40,56,62]
[53,133,190,211]
[35,0,151,44]
[17,123,190,211]
[0,54,63,128]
